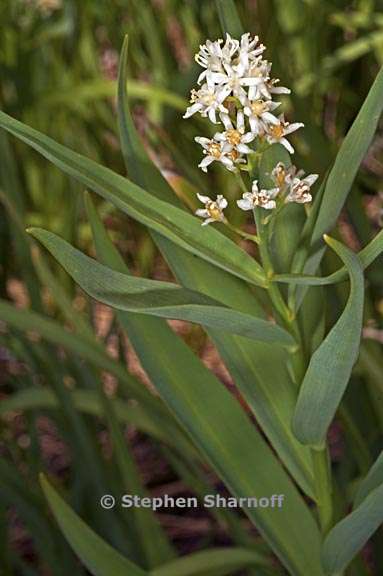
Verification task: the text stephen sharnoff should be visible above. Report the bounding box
[120,494,285,511]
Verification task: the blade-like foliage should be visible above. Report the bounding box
[322,483,383,575]
[274,228,383,286]
[0,111,266,288]
[312,63,383,245]
[293,236,364,446]
[40,475,147,576]
[354,451,383,507]
[29,227,293,345]
[215,0,244,38]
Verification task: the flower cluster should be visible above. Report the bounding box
[184,33,319,225]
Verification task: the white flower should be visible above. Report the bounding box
[244,99,280,134]
[245,58,272,100]
[237,33,266,71]
[286,174,318,204]
[195,35,239,86]
[237,180,279,211]
[195,193,228,225]
[265,115,304,154]
[271,162,296,188]
[215,110,255,155]
[183,84,229,123]
[195,136,235,172]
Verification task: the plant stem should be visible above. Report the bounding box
[311,446,333,535]
[253,206,334,534]
[225,221,260,244]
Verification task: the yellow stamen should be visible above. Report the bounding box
[226,129,242,146]
[208,142,222,158]
[250,100,266,116]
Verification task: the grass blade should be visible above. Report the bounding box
[274,228,383,286]
[354,451,383,507]
[322,483,383,575]
[215,0,244,37]
[28,227,293,345]
[40,475,147,576]
[0,111,266,288]
[151,548,269,576]
[292,236,364,446]
[312,64,383,245]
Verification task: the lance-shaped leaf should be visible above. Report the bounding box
[321,483,383,575]
[40,475,147,576]
[215,0,244,37]
[354,451,383,507]
[292,236,364,446]
[274,228,383,286]
[28,227,293,346]
[0,110,266,288]
[312,64,383,245]
[151,548,267,576]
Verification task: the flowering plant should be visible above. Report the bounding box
[1,2,383,576]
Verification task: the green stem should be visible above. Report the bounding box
[311,446,333,535]
[253,206,333,534]
[225,221,260,244]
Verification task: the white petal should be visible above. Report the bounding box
[263,200,276,210]
[214,132,226,142]
[199,156,215,170]
[241,77,264,86]
[237,198,254,210]
[262,111,279,125]
[252,180,260,193]
[195,137,210,148]
[208,108,218,123]
[304,174,319,186]
[236,109,245,131]
[241,132,255,144]
[217,196,228,209]
[280,138,295,154]
[195,208,209,217]
[271,86,291,94]
[202,218,214,226]
[183,103,202,118]
[221,156,234,168]
[197,193,210,203]
[237,143,253,154]
[285,122,304,135]
[249,116,261,134]
[220,114,233,130]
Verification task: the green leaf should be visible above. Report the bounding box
[28,227,293,345]
[0,110,266,288]
[274,228,383,286]
[292,236,364,446]
[354,451,383,507]
[215,0,244,37]
[321,483,383,575]
[151,548,267,576]
[40,475,147,576]
[311,64,383,245]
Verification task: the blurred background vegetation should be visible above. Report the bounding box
[0,0,382,574]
